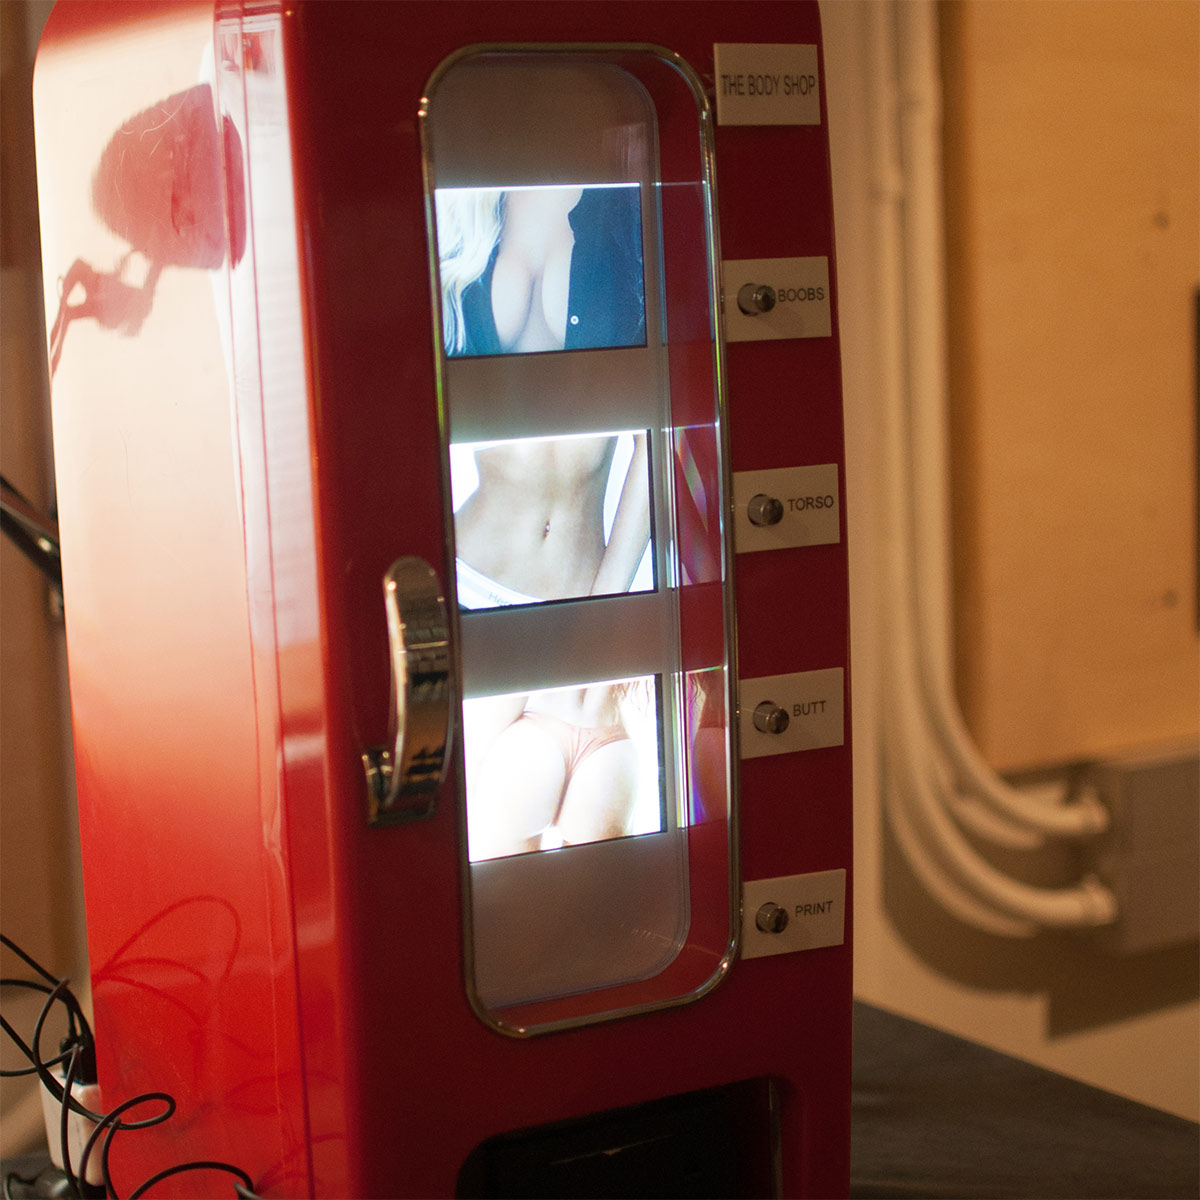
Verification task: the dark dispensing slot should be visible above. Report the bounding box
[457,1077,780,1199]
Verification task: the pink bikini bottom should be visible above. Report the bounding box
[515,710,631,782]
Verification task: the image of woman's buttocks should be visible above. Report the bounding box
[464,679,656,862]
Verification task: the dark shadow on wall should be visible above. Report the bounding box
[880,808,1200,1040]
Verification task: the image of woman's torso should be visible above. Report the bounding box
[455,436,617,600]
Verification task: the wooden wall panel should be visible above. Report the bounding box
[0,0,77,1155]
[942,0,1199,770]
[0,0,69,971]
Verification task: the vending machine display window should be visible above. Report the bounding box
[423,47,736,1033]
[462,673,665,862]
[435,183,647,359]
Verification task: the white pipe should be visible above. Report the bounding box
[869,0,1040,856]
[881,601,1039,934]
[890,593,1118,927]
[869,0,1119,931]
[895,0,1108,840]
[928,682,1109,836]
[898,647,1047,850]
[882,573,1115,927]
[905,762,1119,926]
[884,741,1038,937]
[882,490,1117,927]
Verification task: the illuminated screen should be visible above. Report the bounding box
[435,183,646,358]
[463,675,664,862]
[451,430,654,610]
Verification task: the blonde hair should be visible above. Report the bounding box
[434,188,504,353]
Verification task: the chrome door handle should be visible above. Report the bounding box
[362,557,453,825]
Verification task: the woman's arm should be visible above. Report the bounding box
[589,433,651,597]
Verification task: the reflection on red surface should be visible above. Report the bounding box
[47,84,244,379]
[49,256,160,374]
[687,667,727,824]
[93,84,236,269]
[675,425,722,586]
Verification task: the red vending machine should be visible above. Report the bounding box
[34,2,852,1196]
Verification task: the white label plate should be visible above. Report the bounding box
[741,869,847,958]
[739,667,845,759]
[714,43,820,126]
[724,257,831,342]
[733,464,840,553]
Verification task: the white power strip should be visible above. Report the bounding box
[37,1063,103,1186]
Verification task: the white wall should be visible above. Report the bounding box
[822,0,1199,1122]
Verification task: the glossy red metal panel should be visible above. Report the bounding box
[276,5,851,1197]
[37,2,852,1196]
[34,3,311,1195]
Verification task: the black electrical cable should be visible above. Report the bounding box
[77,1093,175,1200]
[0,982,76,1077]
[60,1043,81,1199]
[30,981,102,1122]
[0,938,90,1047]
[0,476,62,596]
[0,1011,78,1086]
[1,934,264,1199]
[0,474,29,501]
[127,1163,255,1200]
